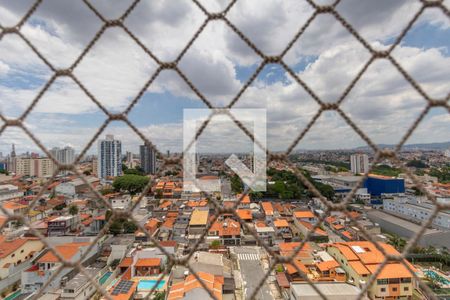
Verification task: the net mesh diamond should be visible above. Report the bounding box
[0,0,449,299]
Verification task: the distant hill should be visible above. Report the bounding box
[354,141,450,151]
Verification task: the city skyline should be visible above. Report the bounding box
[0,1,449,154]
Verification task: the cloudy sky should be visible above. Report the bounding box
[0,0,449,157]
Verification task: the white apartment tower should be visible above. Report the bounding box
[50,146,75,164]
[98,134,122,179]
[350,153,369,174]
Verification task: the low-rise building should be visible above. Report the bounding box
[326,241,415,300]
[0,184,23,202]
[22,240,98,293]
[0,236,44,280]
[208,218,241,246]
[47,215,80,236]
[383,196,450,230]
[290,282,362,300]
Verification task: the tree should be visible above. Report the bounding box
[154,292,165,300]
[210,240,221,249]
[109,220,123,235]
[54,203,66,210]
[124,167,144,176]
[406,160,428,169]
[112,174,150,195]
[68,205,79,216]
[123,221,138,233]
[230,174,243,194]
[100,187,115,195]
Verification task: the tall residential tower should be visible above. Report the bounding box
[98,135,122,179]
[350,153,369,174]
[140,144,156,175]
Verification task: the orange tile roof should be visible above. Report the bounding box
[348,211,361,219]
[2,201,27,210]
[119,257,133,268]
[209,218,240,236]
[37,242,90,263]
[349,261,371,275]
[145,218,160,229]
[187,200,208,207]
[166,211,179,218]
[261,202,273,216]
[325,216,336,224]
[0,237,39,258]
[158,201,171,209]
[298,221,327,236]
[333,224,345,230]
[237,194,250,204]
[167,271,223,300]
[255,220,267,228]
[284,259,309,275]
[236,209,252,220]
[293,211,315,219]
[341,231,353,240]
[135,258,161,267]
[331,244,359,261]
[273,219,289,227]
[279,242,312,258]
[162,218,176,229]
[316,260,340,272]
[366,263,413,279]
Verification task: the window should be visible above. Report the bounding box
[380,288,386,292]
[20,249,24,253]
[392,287,398,292]
[401,278,411,283]
[404,287,409,291]
[377,279,388,285]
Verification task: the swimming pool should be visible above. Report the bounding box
[99,271,112,285]
[138,279,166,290]
[4,290,21,300]
[424,270,450,285]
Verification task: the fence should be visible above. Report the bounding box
[0,0,449,300]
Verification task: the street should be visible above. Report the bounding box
[234,247,274,300]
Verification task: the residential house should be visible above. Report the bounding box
[273,218,292,242]
[47,215,80,236]
[208,218,241,246]
[167,271,223,300]
[22,240,98,293]
[188,210,209,242]
[255,221,275,246]
[261,202,274,224]
[0,236,44,280]
[326,242,415,299]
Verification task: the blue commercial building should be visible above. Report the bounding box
[363,175,405,197]
[0,162,5,171]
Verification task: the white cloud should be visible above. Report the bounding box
[0,0,448,153]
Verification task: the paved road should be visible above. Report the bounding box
[234,247,274,300]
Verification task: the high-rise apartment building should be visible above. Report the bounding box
[350,153,369,174]
[98,135,122,179]
[140,145,156,175]
[50,146,75,164]
[15,157,56,177]
[7,144,16,173]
